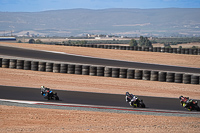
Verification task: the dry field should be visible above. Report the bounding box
[152,42,200,48]
[0,42,200,132]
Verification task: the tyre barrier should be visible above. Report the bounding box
[157,47,161,52]
[168,48,173,53]
[150,71,158,81]
[112,68,120,78]
[165,48,169,53]
[82,65,89,75]
[191,75,199,84]
[9,59,17,69]
[104,67,112,77]
[119,68,127,78]
[97,66,104,76]
[2,59,9,68]
[16,60,24,69]
[0,57,200,85]
[38,62,46,72]
[31,61,38,71]
[143,70,151,80]
[60,64,67,73]
[172,48,177,54]
[89,66,97,76]
[158,72,166,82]
[63,43,200,55]
[185,49,189,54]
[46,62,53,72]
[0,58,2,67]
[177,48,181,54]
[127,69,135,79]
[166,72,175,82]
[75,65,82,75]
[174,73,183,83]
[161,47,165,53]
[24,60,31,70]
[68,64,75,74]
[134,69,142,80]
[183,74,191,84]
[181,49,185,54]
[53,63,60,73]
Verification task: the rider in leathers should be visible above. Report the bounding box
[41,86,52,96]
[125,92,137,106]
[179,96,193,108]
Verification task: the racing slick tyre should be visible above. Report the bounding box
[54,96,59,100]
[138,102,146,108]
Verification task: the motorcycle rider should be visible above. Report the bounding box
[41,86,52,96]
[125,92,137,106]
[179,96,193,108]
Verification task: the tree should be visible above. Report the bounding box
[35,39,43,44]
[138,36,152,47]
[29,39,35,44]
[17,40,22,43]
[129,39,138,46]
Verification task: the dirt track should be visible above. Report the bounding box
[0,42,200,132]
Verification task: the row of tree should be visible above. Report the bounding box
[129,36,152,47]
[28,39,43,44]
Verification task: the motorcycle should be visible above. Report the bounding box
[179,96,199,111]
[42,89,59,100]
[130,96,146,108]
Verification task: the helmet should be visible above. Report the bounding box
[179,96,183,100]
[41,86,45,89]
[126,92,129,96]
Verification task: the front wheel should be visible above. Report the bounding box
[138,102,145,108]
[52,95,59,100]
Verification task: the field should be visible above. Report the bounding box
[0,42,200,132]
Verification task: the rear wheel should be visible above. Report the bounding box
[55,96,59,100]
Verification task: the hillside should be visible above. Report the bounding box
[0,8,200,37]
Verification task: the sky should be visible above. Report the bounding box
[0,0,200,12]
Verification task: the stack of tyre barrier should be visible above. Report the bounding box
[0,57,199,85]
[56,43,200,55]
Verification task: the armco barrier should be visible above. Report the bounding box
[62,43,200,55]
[0,57,199,85]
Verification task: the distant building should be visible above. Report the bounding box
[0,36,16,42]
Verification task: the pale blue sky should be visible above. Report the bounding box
[0,0,200,12]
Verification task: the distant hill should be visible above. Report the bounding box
[0,8,200,37]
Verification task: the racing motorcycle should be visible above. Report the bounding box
[179,96,200,111]
[41,89,59,100]
[131,96,146,108]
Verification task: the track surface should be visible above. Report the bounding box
[0,45,200,73]
[1,85,199,112]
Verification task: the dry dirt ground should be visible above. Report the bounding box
[0,42,200,132]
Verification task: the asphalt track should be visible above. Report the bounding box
[0,45,200,74]
[1,85,199,112]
